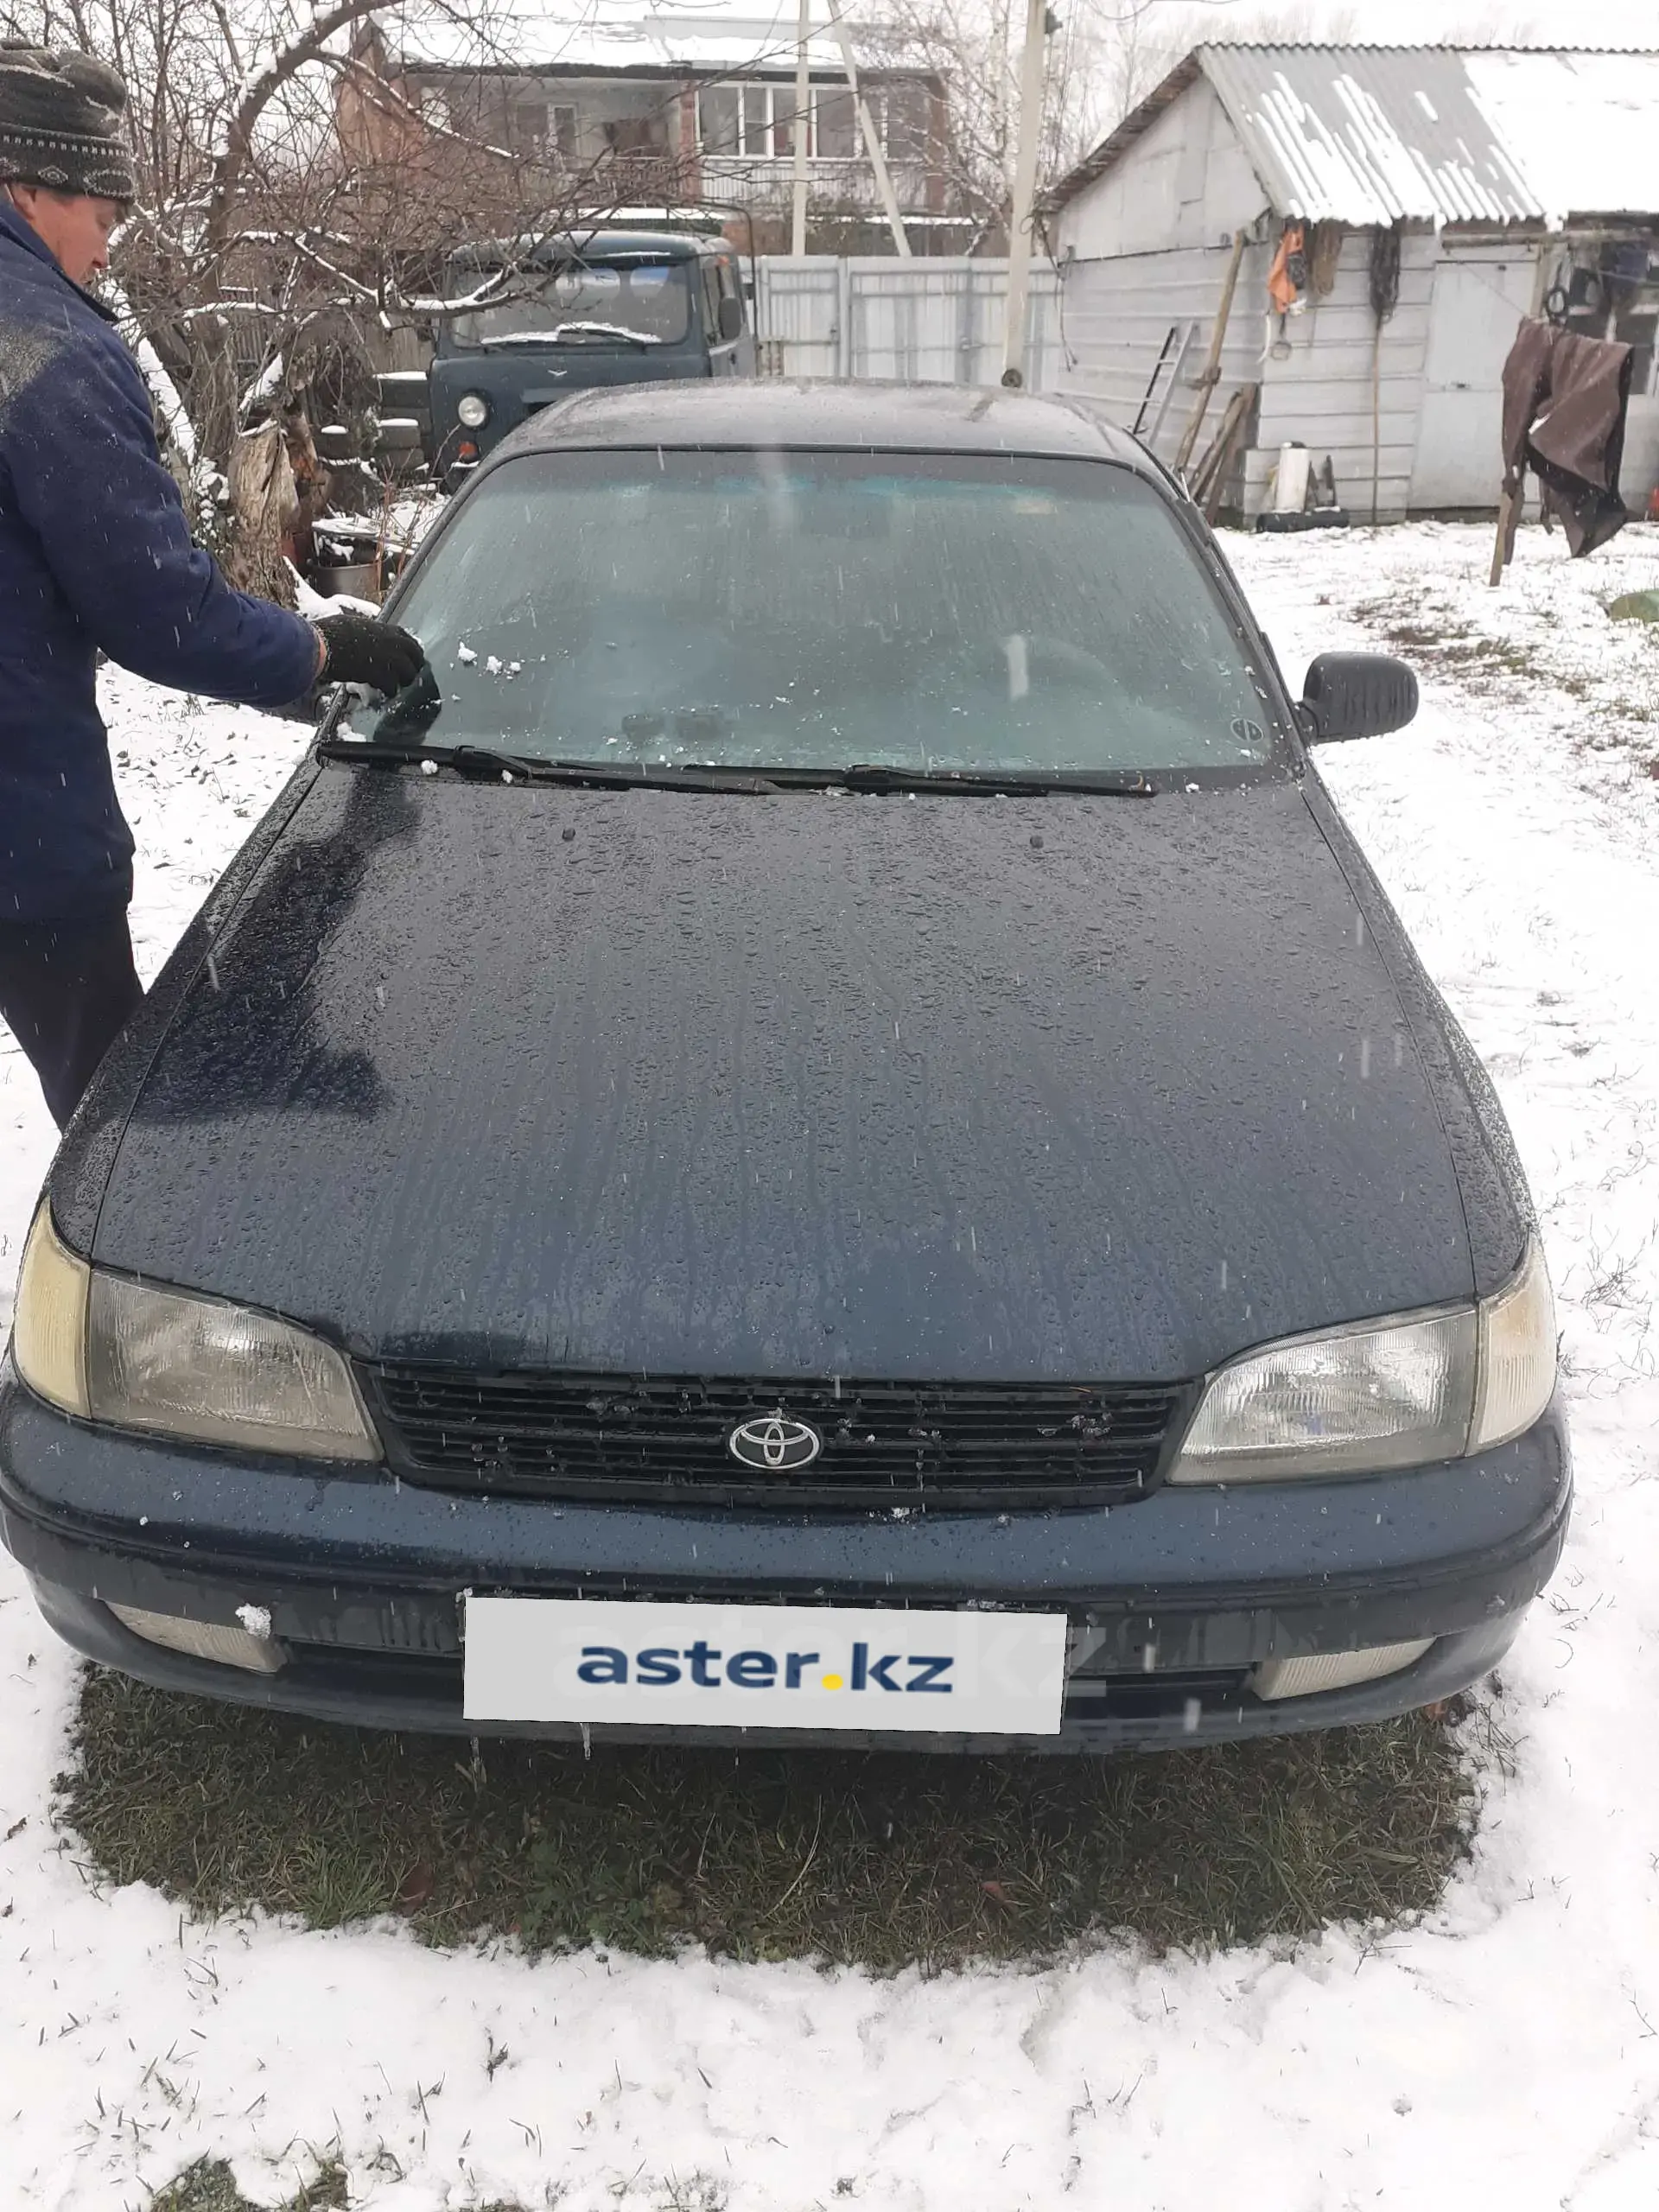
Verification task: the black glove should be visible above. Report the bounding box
[315,612,426,696]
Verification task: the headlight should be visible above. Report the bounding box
[456,392,490,429]
[11,1203,378,1462]
[1169,1236,1555,1484]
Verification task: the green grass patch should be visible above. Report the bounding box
[62,1669,1478,1969]
[149,2161,530,2212]
[149,2158,348,2211]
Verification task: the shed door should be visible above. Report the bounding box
[1408,251,1538,511]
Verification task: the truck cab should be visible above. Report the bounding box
[428,230,754,484]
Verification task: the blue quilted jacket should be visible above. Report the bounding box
[0,201,319,922]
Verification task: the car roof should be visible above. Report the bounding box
[447,229,714,271]
[496,380,1159,467]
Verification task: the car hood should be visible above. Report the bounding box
[93,769,1474,1382]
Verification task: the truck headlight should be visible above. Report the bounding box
[1169,1236,1554,1484]
[456,392,490,429]
[11,1203,378,1463]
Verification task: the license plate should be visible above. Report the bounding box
[463,1597,1068,1734]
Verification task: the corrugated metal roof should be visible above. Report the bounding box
[1052,45,1659,226]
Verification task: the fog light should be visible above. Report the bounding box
[108,1602,285,1674]
[1250,1638,1432,1700]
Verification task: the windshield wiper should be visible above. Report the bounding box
[478,321,659,348]
[743,763,1160,798]
[315,738,779,793]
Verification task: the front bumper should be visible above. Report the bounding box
[0,1368,1571,1752]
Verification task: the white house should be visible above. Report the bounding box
[1046,46,1659,521]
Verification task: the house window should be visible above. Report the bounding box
[699,85,740,152]
[697,81,798,156]
[696,77,931,161]
[551,105,577,157]
[874,79,930,163]
[604,115,664,153]
[814,86,855,159]
[512,100,547,151]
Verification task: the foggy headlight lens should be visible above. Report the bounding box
[1169,1306,1478,1484]
[1169,1236,1556,1484]
[86,1273,379,1460]
[13,1201,378,1459]
[456,392,490,429]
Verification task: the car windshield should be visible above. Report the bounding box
[447,263,690,348]
[343,451,1287,779]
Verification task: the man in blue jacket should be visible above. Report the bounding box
[0,45,423,1127]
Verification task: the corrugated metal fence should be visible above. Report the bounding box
[753,257,1065,389]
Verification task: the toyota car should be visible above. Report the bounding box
[0,384,1568,1751]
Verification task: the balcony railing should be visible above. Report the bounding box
[460,147,939,219]
[697,153,934,213]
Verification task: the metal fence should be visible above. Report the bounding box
[752,257,1064,389]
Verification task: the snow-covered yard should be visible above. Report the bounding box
[3,521,1658,2210]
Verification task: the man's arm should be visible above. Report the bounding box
[6,322,322,706]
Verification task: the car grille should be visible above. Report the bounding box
[364,1367,1186,1510]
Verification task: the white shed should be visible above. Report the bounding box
[1046,46,1659,522]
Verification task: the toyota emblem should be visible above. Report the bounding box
[728,1412,823,1472]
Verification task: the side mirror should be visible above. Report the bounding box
[1300,652,1418,742]
[717,296,744,343]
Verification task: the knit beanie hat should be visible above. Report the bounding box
[0,42,136,200]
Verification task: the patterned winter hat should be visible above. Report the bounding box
[0,42,135,200]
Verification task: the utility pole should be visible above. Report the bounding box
[829,5,911,257]
[1000,0,1049,386]
[791,0,810,256]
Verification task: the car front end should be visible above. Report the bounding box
[0,1289,1567,1751]
[0,386,1570,1751]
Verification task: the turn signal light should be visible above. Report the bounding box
[1250,1639,1432,1700]
[107,1602,285,1675]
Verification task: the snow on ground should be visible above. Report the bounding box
[2,523,1658,2209]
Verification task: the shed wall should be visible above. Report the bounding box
[1249,228,1440,522]
[1056,79,1267,260]
[1052,241,1268,467]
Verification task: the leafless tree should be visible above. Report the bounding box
[0,0,698,548]
[862,0,1123,245]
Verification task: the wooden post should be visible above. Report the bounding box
[1201,385,1257,523]
[1173,229,1248,477]
[1490,232,1553,586]
[1489,489,1516,586]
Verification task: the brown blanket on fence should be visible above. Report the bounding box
[1499,319,1635,556]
